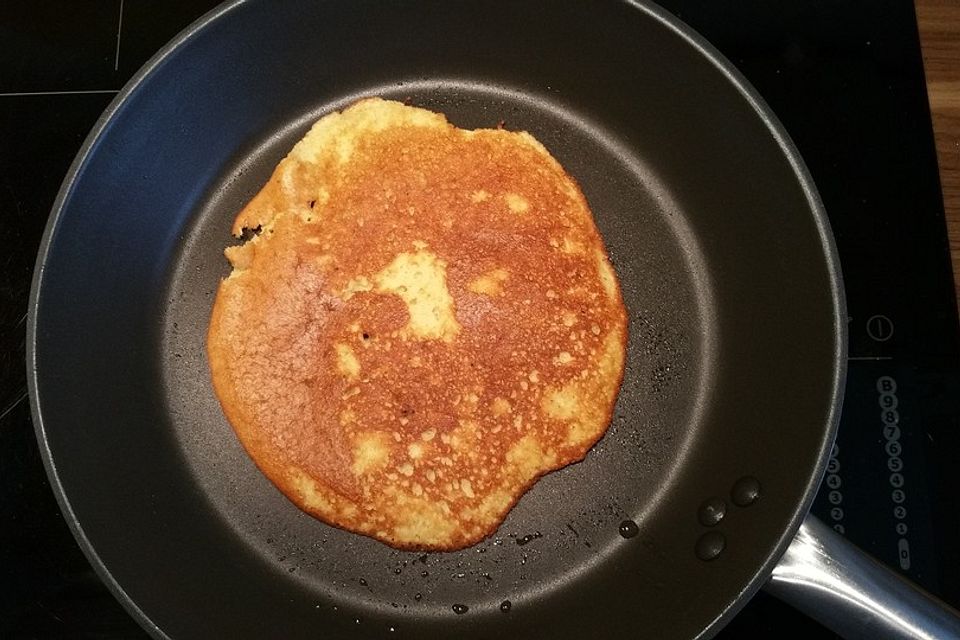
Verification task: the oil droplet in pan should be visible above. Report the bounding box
[452,603,469,615]
[516,531,542,546]
[695,531,726,561]
[500,600,512,612]
[698,498,727,526]
[618,519,640,538]
[731,476,762,506]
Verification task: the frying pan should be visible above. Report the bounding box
[26,1,960,638]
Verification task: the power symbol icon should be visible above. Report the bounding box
[866,315,894,342]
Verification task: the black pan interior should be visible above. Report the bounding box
[29,2,844,639]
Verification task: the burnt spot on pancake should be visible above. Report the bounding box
[207,98,628,550]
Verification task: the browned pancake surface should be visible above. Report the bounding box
[208,98,627,549]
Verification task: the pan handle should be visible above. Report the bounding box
[764,514,960,640]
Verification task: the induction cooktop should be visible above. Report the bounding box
[2,2,958,637]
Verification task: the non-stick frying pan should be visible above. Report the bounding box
[27,1,960,638]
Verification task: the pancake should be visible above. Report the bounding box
[207,98,628,550]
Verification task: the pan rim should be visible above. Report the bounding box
[25,1,848,639]
[26,2,249,639]
[625,1,848,636]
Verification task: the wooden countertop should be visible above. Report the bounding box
[917,0,960,307]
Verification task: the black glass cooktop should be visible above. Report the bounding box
[2,1,958,638]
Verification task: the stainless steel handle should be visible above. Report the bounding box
[764,514,960,639]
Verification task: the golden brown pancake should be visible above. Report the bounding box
[207,98,627,550]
